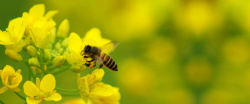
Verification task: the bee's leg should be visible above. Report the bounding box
[85,63,91,67]
[99,64,103,69]
[86,59,94,63]
[89,61,96,69]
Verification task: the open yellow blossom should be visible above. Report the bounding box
[82,28,111,48]
[23,74,62,104]
[67,28,112,71]
[29,17,56,49]
[0,65,22,94]
[0,17,27,52]
[22,4,58,34]
[77,69,121,104]
[67,32,85,70]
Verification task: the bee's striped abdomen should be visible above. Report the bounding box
[101,53,118,71]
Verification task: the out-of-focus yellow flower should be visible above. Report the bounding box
[145,38,176,66]
[185,58,212,87]
[23,74,62,104]
[104,1,156,41]
[222,38,250,65]
[22,4,58,34]
[0,65,22,94]
[0,17,27,52]
[201,90,234,104]
[117,60,154,96]
[77,69,120,104]
[164,90,195,104]
[57,19,70,38]
[174,1,222,36]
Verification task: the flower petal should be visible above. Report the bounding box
[7,72,22,89]
[23,81,39,97]
[69,32,82,54]
[0,86,8,94]
[44,92,62,101]
[45,10,58,20]
[26,97,42,104]
[91,69,104,82]
[40,74,55,92]
[84,28,102,42]
[7,17,26,43]
[90,82,113,97]
[0,30,13,45]
[1,65,15,85]
[29,4,45,17]
[90,87,120,104]
[77,74,89,103]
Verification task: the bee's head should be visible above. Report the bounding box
[83,45,91,55]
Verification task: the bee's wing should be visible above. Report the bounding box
[99,41,119,54]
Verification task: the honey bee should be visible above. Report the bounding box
[81,42,119,71]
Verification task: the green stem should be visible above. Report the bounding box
[61,93,80,96]
[0,100,4,104]
[15,92,26,100]
[55,87,79,92]
[51,66,71,75]
[38,49,45,75]
[24,61,36,81]
[46,65,56,74]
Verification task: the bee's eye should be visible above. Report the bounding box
[85,45,91,53]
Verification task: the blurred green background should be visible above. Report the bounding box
[1,0,250,104]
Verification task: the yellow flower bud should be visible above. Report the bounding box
[61,38,68,48]
[52,56,65,67]
[28,57,40,66]
[27,45,37,57]
[71,65,85,73]
[55,42,61,50]
[51,28,57,44]
[5,49,23,62]
[57,19,69,38]
[44,49,51,61]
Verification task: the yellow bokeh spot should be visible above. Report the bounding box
[146,38,176,65]
[185,58,212,87]
[222,38,250,65]
[118,60,155,96]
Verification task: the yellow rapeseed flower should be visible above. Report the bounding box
[22,4,58,34]
[0,65,22,94]
[82,28,111,48]
[77,69,121,104]
[66,32,85,70]
[66,28,112,71]
[29,17,56,49]
[23,74,62,104]
[22,4,57,49]
[0,17,27,52]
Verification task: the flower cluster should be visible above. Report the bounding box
[0,4,120,104]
